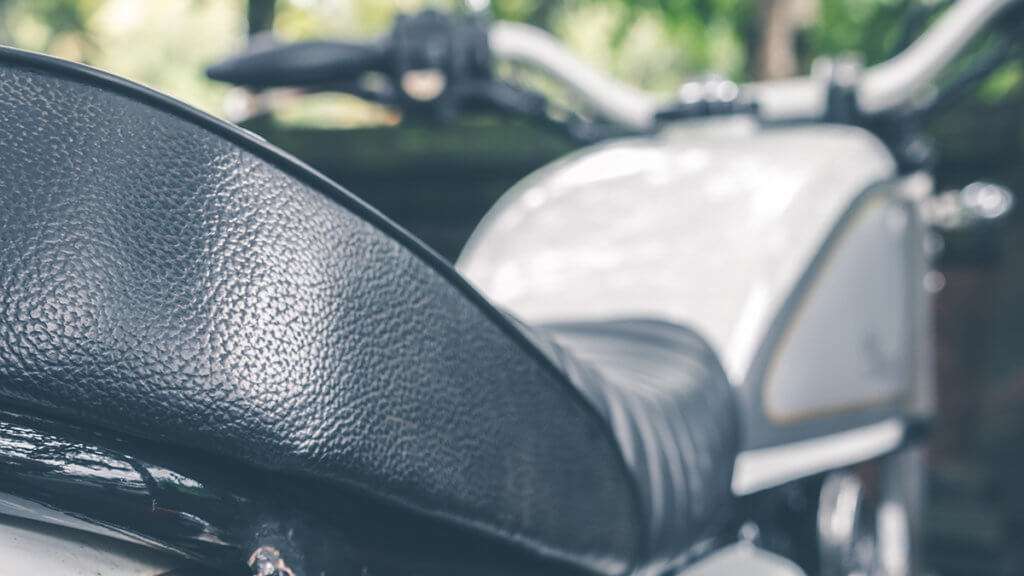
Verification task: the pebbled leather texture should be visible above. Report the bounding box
[0,48,740,575]
[530,319,739,569]
[0,51,640,574]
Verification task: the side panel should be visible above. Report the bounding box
[762,194,911,422]
[733,181,929,493]
[745,186,915,437]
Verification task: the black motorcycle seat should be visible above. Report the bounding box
[0,49,737,575]
[528,319,739,564]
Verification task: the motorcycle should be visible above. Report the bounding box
[0,0,1020,575]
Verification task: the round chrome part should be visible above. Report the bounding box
[818,471,871,576]
[960,182,1014,221]
[817,449,923,576]
[921,181,1015,231]
[400,69,448,102]
[876,447,926,576]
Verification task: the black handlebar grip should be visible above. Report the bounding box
[206,39,386,88]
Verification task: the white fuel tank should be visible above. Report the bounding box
[457,117,930,494]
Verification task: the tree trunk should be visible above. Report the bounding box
[248,0,276,37]
[755,0,817,80]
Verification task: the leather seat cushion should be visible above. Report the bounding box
[0,50,638,574]
[531,319,738,566]
[0,48,739,575]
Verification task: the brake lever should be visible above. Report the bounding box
[211,9,623,142]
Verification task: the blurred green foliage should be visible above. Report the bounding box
[493,0,754,90]
[0,0,245,111]
[0,0,1019,116]
[811,0,911,64]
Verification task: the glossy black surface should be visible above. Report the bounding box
[0,46,639,575]
[0,409,246,570]
[0,409,612,576]
[528,319,739,567]
[0,44,749,575]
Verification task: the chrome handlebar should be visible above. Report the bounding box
[488,22,658,130]
[489,0,1021,128]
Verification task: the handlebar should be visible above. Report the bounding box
[208,0,1021,129]
[207,39,386,87]
[857,0,1019,115]
[488,22,658,130]
[488,0,1021,126]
